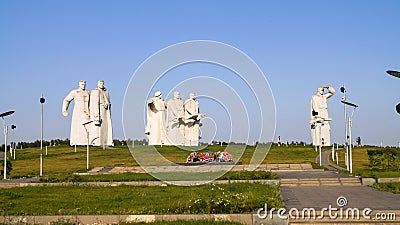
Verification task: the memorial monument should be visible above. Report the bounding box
[145,90,167,145]
[183,92,206,146]
[310,85,335,146]
[90,80,113,147]
[62,80,91,146]
[166,91,184,145]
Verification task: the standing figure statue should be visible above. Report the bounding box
[62,80,91,146]
[145,91,167,145]
[310,85,335,147]
[90,80,113,148]
[166,91,184,145]
[183,92,206,146]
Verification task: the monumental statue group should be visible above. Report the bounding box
[146,91,206,146]
[62,80,113,148]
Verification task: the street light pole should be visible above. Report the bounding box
[1,111,15,180]
[340,86,349,171]
[319,122,322,166]
[11,125,16,160]
[311,110,326,166]
[386,70,400,148]
[40,95,45,177]
[82,120,93,170]
[341,100,358,174]
[3,125,7,180]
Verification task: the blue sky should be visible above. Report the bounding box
[1,0,399,146]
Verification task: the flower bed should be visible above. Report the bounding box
[186,151,234,163]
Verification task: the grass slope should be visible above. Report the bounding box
[333,146,400,178]
[8,144,317,179]
[0,183,282,216]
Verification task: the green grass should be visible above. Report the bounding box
[9,145,137,177]
[333,146,400,178]
[372,182,400,195]
[310,162,328,170]
[0,183,282,216]
[341,170,400,178]
[263,145,318,164]
[37,171,278,183]
[7,144,318,179]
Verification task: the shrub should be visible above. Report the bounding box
[0,160,12,176]
[39,174,83,183]
[367,148,400,170]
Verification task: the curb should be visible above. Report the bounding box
[1,214,257,225]
[4,211,400,225]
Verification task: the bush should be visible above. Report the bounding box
[220,171,278,180]
[372,182,400,195]
[367,148,400,170]
[39,174,83,183]
[0,160,12,176]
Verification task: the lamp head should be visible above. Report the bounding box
[340,87,346,93]
[386,70,400,78]
[0,111,15,118]
[341,100,358,108]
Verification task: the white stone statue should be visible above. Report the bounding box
[310,85,335,146]
[145,91,167,145]
[90,80,113,147]
[183,92,206,146]
[166,91,185,145]
[62,80,91,146]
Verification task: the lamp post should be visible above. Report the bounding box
[82,120,93,170]
[311,110,330,166]
[11,125,16,160]
[386,70,400,149]
[1,110,15,179]
[340,86,349,170]
[40,95,45,177]
[341,100,358,174]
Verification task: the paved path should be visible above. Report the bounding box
[277,171,347,179]
[316,149,345,171]
[277,150,400,211]
[0,177,37,184]
[280,185,400,210]
[83,163,314,175]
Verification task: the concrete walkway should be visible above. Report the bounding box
[280,185,400,210]
[277,150,400,211]
[316,149,345,171]
[83,163,315,175]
